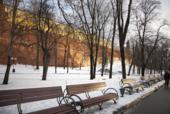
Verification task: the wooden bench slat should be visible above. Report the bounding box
[27,104,75,114]
[81,93,116,107]
[0,94,20,106]
[22,94,60,103]
[0,87,61,94]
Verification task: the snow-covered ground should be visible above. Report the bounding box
[0,62,164,114]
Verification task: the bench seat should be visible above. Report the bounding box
[27,104,75,114]
[82,93,118,108]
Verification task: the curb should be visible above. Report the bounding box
[113,81,164,114]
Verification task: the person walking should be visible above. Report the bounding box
[164,71,170,89]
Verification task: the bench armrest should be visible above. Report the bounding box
[119,80,124,87]
[63,88,68,97]
[122,83,132,88]
[67,94,84,113]
[120,79,133,88]
[103,88,119,99]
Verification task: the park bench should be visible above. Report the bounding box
[140,76,154,87]
[148,75,161,84]
[65,82,119,113]
[140,74,162,87]
[148,75,156,84]
[0,86,80,114]
[142,75,158,85]
[154,74,163,81]
[119,78,144,96]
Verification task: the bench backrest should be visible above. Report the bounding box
[148,75,155,80]
[66,82,106,95]
[141,76,150,81]
[0,86,63,107]
[122,79,136,84]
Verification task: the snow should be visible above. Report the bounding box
[0,62,164,114]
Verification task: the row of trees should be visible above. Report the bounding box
[127,38,170,75]
[1,0,170,84]
[127,0,169,76]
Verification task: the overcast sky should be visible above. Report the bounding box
[158,0,170,37]
[160,0,170,21]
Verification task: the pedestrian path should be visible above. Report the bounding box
[124,87,170,114]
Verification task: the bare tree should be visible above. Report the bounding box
[109,0,117,78]
[116,0,133,79]
[159,41,170,74]
[30,0,56,80]
[146,39,170,74]
[3,0,22,84]
[160,40,170,72]
[133,0,168,76]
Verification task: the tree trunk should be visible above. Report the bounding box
[103,48,107,76]
[3,29,13,84]
[66,52,69,73]
[94,46,99,79]
[90,48,95,80]
[66,42,70,73]
[90,61,94,79]
[63,46,66,69]
[94,37,100,79]
[36,35,40,70]
[42,49,49,80]
[150,69,152,74]
[132,64,135,74]
[101,46,105,76]
[54,40,58,73]
[137,67,141,75]
[120,44,126,79]
[109,45,114,78]
[141,65,145,76]
[109,18,116,79]
[3,56,11,84]
[93,62,97,79]
[160,56,163,76]
[128,62,133,76]
[128,45,135,76]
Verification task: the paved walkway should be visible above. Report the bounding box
[124,87,170,114]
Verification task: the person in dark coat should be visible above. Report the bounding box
[164,71,170,88]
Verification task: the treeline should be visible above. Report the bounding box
[0,0,170,84]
